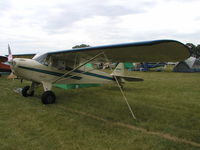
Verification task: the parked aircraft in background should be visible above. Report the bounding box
[0,56,10,75]
[140,62,167,71]
[0,56,8,63]
[9,40,189,105]
[0,45,35,76]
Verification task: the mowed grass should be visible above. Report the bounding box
[0,71,200,150]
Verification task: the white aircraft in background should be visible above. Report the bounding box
[9,40,189,106]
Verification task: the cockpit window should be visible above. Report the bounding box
[33,53,48,65]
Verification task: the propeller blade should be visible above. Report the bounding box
[8,44,13,62]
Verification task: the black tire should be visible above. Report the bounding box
[41,91,56,104]
[22,86,34,97]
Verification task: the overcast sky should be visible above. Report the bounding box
[0,0,200,55]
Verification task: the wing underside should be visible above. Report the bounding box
[46,40,190,64]
[13,54,35,59]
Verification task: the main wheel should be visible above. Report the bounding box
[22,86,34,97]
[41,91,56,104]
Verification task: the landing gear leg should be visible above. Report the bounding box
[41,82,56,104]
[22,82,38,97]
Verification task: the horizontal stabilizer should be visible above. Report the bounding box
[115,75,144,82]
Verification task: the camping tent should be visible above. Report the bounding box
[173,57,200,72]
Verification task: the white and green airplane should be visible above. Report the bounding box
[10,40,189,105]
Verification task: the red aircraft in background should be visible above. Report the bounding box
[0,56,11,73]
[0,45,35,76]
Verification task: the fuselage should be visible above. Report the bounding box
[11,58,115,85]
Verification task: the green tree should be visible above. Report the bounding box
[72,44,90,49]
[185,43,200,58]
[196,44,200,58]
[186,43,196,56]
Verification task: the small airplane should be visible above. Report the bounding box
[9,40,190,105]
[0,56,11,75]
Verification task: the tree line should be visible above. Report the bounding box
[186,43,200,58]
[72,44,90,49]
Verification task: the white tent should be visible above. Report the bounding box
[173,57,200,72]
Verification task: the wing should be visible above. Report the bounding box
[46,40,190,64]
[0,56,8,63]
[12,53,35,59]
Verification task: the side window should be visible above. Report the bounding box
[51,59,65,70]
[51,59,58,68]
[57,60,65,70]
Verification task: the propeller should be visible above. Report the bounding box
[8,44,13,63]
[7,44,17,79]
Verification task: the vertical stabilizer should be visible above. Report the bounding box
[111,63,125,76]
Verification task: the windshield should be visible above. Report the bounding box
[33,53,48,65]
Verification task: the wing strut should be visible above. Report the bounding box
[102,52,137,120]
[52,50,137,120]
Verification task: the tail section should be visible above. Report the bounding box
[111,63,125,76]
[111,63,144,82]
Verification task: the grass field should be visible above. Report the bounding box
[0,71,200,150]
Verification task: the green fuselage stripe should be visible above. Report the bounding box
[18,66,114,81]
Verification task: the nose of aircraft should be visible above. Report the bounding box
[10,58,18,74]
